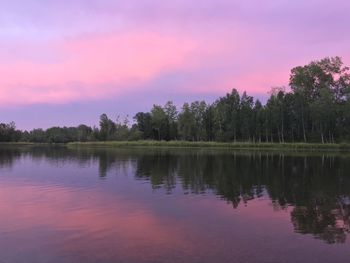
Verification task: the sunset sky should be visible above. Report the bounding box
[1,0,349,130]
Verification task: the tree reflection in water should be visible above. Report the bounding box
[1,146,350,244]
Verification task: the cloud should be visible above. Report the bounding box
[0,0,350,111]
[0,31,197,106]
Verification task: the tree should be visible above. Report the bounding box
[150,105,168,140]
[240,92,254,141]
[310,87,336,143]
[134,112,153,139]
[290,56,350,142]
[215,89,241,141]
[203,105,216,141]
[164,101,178,140]
[254,100,264,142]
[77,124,93,142]
[99,114,115,141]
[266,88,286,143]
[0,122,20,142]
[190,101,207,141]
[178,103,196,141]
[29,129,47,143]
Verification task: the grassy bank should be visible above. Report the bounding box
[67,141,350,151]
[0,142,39,146]
[2,141,350,151]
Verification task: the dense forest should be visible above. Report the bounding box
[1,56,350,144]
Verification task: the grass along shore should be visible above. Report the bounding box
[67,141,350,151]
[2,141,350,151]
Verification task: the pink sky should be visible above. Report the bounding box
[0,0,349,129]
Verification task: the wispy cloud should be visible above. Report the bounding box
[0,32,197,105]
[0,0,349,127]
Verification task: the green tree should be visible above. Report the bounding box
[290,56,350,142]
[215,89,241,141]
[310,87,336,143]
[164,101,178,140]
[77,124,93,142]
[266,88,286,143]
[190,101,207,141]
[253,100,264,142]
[150,105,168,140]
[178,103,196,141]
[0,122,20,142]
[203,105,216,141]
[240,92,254,141]
[29,128,47,143]
[99,114,116,141]
[134,112,153,139]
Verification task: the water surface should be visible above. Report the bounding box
[1,146,350,263]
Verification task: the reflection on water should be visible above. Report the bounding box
[1,146,350,262]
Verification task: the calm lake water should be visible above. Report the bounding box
[1,146,350,263]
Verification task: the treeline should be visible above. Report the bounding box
[1,56,350,144]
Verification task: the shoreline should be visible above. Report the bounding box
[66,141,350,152]
[2,141,350,152]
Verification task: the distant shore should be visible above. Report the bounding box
[64,141,350,151]
[2,141,350,151]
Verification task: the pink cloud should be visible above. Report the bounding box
[1,22,349,109]
[0,32,197,106]
[3,23,283,108]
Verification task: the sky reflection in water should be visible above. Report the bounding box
[0,146,350,263]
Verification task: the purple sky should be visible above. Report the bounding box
[0,0,349,130]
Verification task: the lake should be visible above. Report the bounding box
[1,146,350,263]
